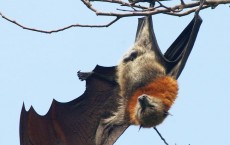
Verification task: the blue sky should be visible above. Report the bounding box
[1,1,230,145]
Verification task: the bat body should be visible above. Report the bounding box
[20,14,202,145]
[103,14,202,128]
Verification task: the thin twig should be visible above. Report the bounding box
[165,5,209,16]
[0,12,120,33]
[153,127,169,145]
[117,8,136,12]
[156,0,175,12]
[92,0,149,9]
[81,0,98,13]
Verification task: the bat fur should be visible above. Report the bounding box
[103,17,178,128]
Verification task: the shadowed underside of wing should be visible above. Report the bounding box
[164,15,202,78]
[20,66,128,145]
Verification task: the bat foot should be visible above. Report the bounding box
[77,71,93,81]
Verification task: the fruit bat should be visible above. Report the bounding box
[20,13,202,145]
[113,14,202,129]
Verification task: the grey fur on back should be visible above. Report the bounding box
[117,16,166,98]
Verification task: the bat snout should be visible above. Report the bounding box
[138,95,153,109]
[138,95,147,101]
[138,95,148,104]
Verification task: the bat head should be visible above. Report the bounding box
[127,76,178,127]
[136,94,167,127]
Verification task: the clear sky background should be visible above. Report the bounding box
[1,1,230,145]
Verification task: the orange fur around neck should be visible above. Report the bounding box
[127,76,178,124]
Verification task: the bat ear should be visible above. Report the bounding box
[95,121,128,145]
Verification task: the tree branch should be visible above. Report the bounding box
[1,0,230,33]
[0,12,120,34]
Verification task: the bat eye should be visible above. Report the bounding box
[123,50,138,62]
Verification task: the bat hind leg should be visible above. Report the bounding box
[77,71,93,81]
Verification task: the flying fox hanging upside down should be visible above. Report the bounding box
[20,13,202,145]
[80,14,202,130]
[102,17,179,128]
[78,13,202,145]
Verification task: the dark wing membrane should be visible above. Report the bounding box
[135,16,162,58]
[20,65,128,145]
[164,14,202,79]
[135,14,202,79]
[95,121,129,145]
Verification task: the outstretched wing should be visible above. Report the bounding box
[135,13,202,79]
[20,65,128,145]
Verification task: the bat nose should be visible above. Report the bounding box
[138,95,149,108]
[138,95,147,102]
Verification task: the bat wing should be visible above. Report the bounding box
[135,13,202,79]
[164,14,203,79]
[20,65,128,145]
